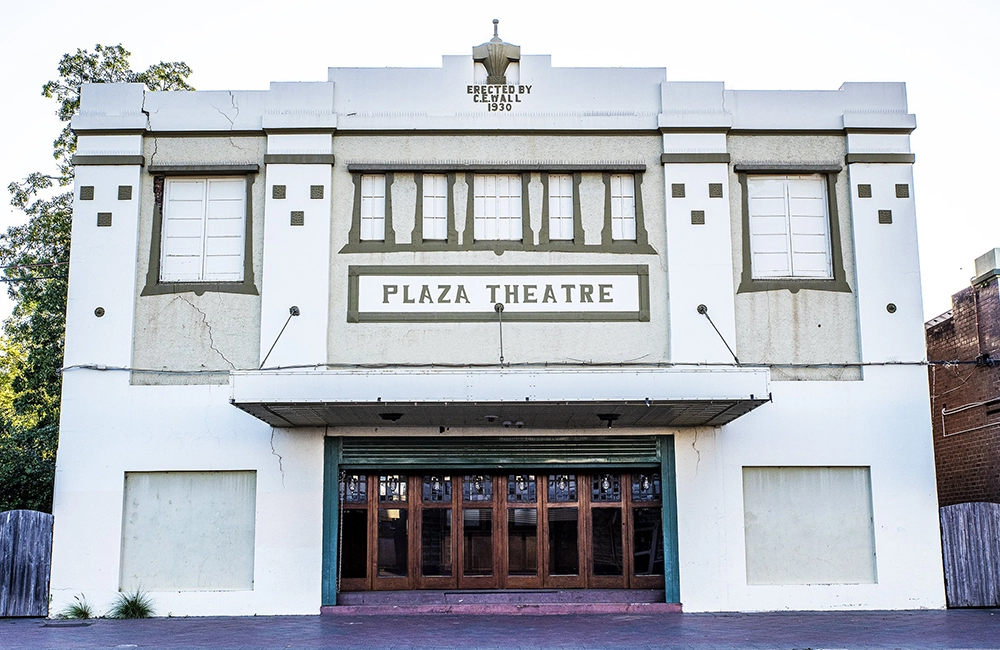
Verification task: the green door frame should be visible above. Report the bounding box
[320,434,680,606]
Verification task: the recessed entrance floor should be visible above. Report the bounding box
[326,588,681,615]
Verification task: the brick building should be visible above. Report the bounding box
[926,249,1000,506]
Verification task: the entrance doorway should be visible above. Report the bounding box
[338,471,665,591]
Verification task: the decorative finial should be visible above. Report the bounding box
[473,20,520,85]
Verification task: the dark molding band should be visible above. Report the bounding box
[660,153,731,164]
[845,153,915,164]
[734,163,843,174]
[736,172,851,295]
[141,175,258,297]
[264,154,335,165]
[347,163,647,173]
[147,164,260,176]
[72,155,145,167]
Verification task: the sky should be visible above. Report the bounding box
[1,0,998,321]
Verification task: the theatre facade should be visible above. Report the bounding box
[49,28,946,615]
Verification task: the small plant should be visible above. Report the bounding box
[59,594,93,619]
[107,589,154,619]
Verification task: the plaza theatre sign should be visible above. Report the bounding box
[347,265,650,322]
[468,20,530,112]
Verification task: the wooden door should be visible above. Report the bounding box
[542,473,585,588]
[457,473,501,588]
[504,473,543,588]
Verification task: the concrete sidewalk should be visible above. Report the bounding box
[1,609,998,650]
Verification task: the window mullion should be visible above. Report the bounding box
[200,179,209,281]
[783,180,794,277]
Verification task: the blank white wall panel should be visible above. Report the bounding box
[742,466,877,585]
[120,471,257,591]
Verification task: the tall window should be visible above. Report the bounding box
[423,174,448,241]
[360,174,386,241]
[473,174,522,241]
[161,177,246,283]
[610,174,636,241]
[747,175,832,279]
[548,174,574,240]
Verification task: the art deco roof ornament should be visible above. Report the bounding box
[473,19,520,85]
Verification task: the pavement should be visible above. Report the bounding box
[1,609,998,650]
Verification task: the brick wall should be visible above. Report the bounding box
[926,278,1000,506]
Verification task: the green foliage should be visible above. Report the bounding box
[107,589,154,619]
[58,594,93,619]
[41,44,194,178]
[0,45,193,513]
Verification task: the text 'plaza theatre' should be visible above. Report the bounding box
[50,27,946,615]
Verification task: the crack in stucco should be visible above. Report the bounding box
[174,295,236,369]
[270,427,285,487]
[217,91,247,154]
[692,428,702,476]
[141,93,159,166]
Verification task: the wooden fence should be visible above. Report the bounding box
[0,509,54,617]
[940,502,1000,608]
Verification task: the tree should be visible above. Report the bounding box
[0,45,193,512]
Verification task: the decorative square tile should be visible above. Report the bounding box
[671,183,685,198]
[858,184,872,198]
[691,210,705,225]
[118,185,132,201]
[878,209,893,224]
[272,185,286,199]
[290,211,305,226]
[80,186,95,201]
[310,185,324,199]
[895,184,909,198]
[97,212,112,227]
[708,183,723,198]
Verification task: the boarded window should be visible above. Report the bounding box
[360,174,386,241]
[548,174,574,240]
[610,174,636,241]
[422,174,448,240]
[160,178,246,282]
[747,175,833,279]
[473,174,522,241]
[120,471,257,591]
[742,466,876,585]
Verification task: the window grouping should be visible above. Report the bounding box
[160,177,247,283]
[747,174,833,280]
[355,172,641,245]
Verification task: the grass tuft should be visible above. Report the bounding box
[107,589,154,619]
[58,594,93,619]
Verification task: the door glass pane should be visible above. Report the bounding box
[507,474,537,503]
[463,508,494,576]
[423,475,451,503]
[341,509,368,579]
[507,508,538,576]
[463,475,493,502]
[377,508,408,577]
[631,472,662,502]
[548,474,577,502]
[591,508,623,576]
[378,475,407,503]
[633,507,665,576]
[340,474,368,504]
[548,507,579,575]
[591,474,622,502]
[421,509,452,576]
